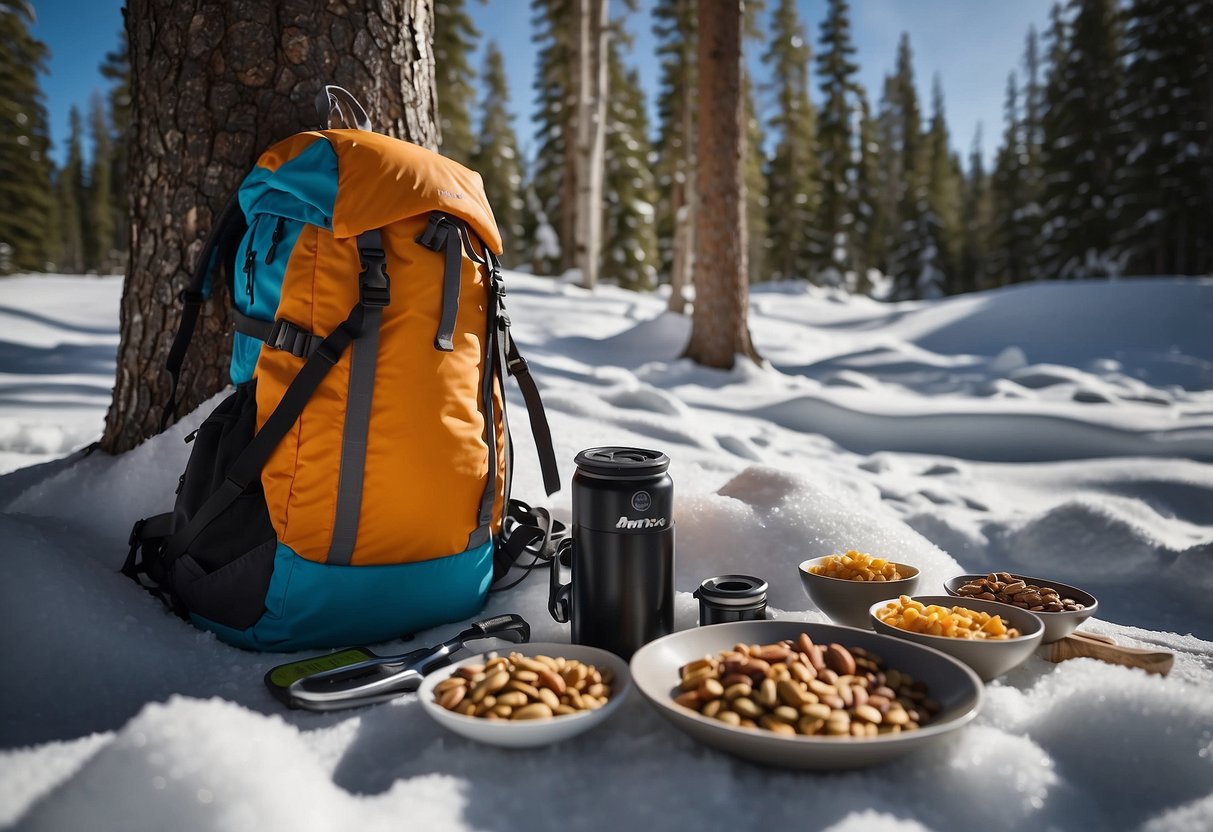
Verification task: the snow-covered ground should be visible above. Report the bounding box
[1,273,1211,831]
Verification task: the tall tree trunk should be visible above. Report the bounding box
[101,0,439,454]
[572,0,608,290]
[667,97,695,314]
[684,0,760,369]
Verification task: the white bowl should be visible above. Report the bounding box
[629,620,983,770]
[418,642,631,748]
[870,595,1045,681]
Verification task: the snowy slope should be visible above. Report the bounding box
[1,274,1211,831]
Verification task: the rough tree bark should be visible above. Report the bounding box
[572,0,608,290]
[683,0,761,369]
[101,0,440,453]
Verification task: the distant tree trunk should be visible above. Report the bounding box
[572,0,608,290]
[101,0,439,454]
[667,96,695,314]
[684,0,760,369]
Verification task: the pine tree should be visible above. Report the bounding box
[960,125,993,293]
[1040,0,1126,278]
[530,0,575,273]
[56,106,85,274]
[1020,25,1045,281]
[874,75,901,280]
[100,35,130,267]
[742,65,768,284]
[652,0,696,309]
[601,41,659,291]
[86,92,115,273]
[0,0,54,273]
[434,0,478,165]
[888,34,929,298]
[1117,0,1213,275]
[991,72,1031,285]
[923,77,962,295]
[762,0,818,282]
[815,0,860,283]
[852,87,881,293]
[471,42,525,265]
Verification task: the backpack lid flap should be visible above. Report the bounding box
[243,131,503,254]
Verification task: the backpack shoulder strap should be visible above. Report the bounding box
[160,193,248,431]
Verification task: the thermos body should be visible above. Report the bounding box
[569,518,675,659]
[551,447,676,659]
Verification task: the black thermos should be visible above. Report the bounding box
[549,447,675,659]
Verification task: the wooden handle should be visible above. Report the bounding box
[1042,631,1173,676]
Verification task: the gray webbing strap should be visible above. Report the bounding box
[468,236,497,549]
[435,226,462,351]
[327,230,388,565]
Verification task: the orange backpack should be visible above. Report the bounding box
[125,87,560,651]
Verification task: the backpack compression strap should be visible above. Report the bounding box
[159,233,391,569]
[160,194,247,431]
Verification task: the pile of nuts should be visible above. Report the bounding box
[672,633,938,738]
[956,573,1086,612]
[809,550,907,582]
[434,652,612,720]
[876,595,1021,639]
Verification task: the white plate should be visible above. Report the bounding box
[629,620,983,770]
[418,642,631,748]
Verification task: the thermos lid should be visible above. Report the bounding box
[694,575,768,607]
[575,447,670,480]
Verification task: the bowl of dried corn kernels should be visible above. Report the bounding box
[870,595,1044,681]
[798,551,920,628]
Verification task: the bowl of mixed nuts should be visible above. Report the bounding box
[870,595,1045,681]
[943,572,1099,643]
[629,620,983,770]
[418,642,631,748]
[798,551,920,628]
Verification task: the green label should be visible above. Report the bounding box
[268,648,374,688]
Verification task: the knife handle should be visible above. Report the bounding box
[1043,631,1173,676]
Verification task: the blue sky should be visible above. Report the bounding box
[32,0,1055,169]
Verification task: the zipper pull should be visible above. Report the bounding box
[243,244,256,303]
[184,428,200,443]
[265,217,286,263]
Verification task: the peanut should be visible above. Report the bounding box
[671,635,933,739]
[435,652,614,721]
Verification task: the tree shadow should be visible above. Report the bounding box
[0,341,117,376]
[0,305,120,337]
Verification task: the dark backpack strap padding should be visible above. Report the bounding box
[160,193,248,431]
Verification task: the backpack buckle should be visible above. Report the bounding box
[359,263,391,307]
[358,235,391,307]
[268,318,316,358]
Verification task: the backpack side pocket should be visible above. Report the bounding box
[170,381,277,630]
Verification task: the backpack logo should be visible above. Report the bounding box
[438,189,465,199]
[616,515,666,530]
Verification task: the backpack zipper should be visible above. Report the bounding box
[243,242,256,304]
[265,217,286,263]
